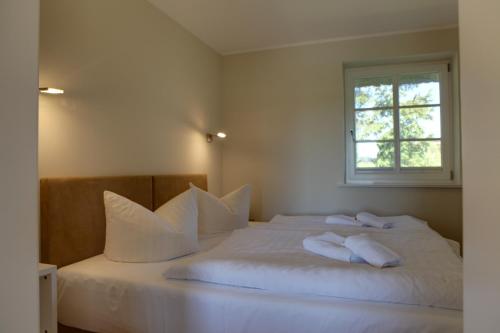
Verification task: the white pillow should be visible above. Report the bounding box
[190,183,251,234]
[103,189,198,263]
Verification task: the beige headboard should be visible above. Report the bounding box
[40,174,207,268]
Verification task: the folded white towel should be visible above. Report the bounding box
[303,232,364,263]
[313,232,347,245]
[356,212,394,229]
[344,234,401,268]
[325,215,362,226]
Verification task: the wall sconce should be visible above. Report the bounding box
[206,131,227,143]
[39,87,64,95]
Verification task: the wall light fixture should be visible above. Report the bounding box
[206,131,227,143]
[39,87,64,95]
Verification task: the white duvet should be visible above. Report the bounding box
[165,216,462,310]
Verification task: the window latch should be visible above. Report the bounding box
[350,129,355,141]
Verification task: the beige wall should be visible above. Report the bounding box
[0,1,40,332]
[39,3,462,243]
[222,28,462,242]
[460,0,500,331]
[39,0,224,194]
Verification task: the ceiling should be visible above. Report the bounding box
[147,0,458,55]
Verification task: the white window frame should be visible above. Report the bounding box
[344,60,461,187]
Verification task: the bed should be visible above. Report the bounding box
[40,175,463,333]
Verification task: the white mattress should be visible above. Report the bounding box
[58,223,463,333]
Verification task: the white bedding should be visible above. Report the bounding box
[58,221,463,333]
[165,216,462,310]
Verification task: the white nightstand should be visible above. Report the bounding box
[39,263,57,333]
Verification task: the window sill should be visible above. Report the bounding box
[338,182,462,189]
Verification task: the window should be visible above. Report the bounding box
[344,61,460,186]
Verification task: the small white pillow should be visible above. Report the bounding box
[190,183,251,234]
[103,189,198,263]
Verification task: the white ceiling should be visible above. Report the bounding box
[147,0,458,55]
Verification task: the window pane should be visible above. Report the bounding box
[355,77,393,109]
[400,140,442,168]
[399,107,441,139]
[355,110,394,140]
[356,142,394,169]
[399,73,440,106]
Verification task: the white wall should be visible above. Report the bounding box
[460,1,500,331]
[39,0,223,194]
[222,28,462,242]
[0,1,40,332]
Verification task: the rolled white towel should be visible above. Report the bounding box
[356,212,394,229]
[344,234,401,268]
[303,232,364,263]
[325,215,362,226]
[313,231,347,245]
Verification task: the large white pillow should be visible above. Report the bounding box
[103,189,198,263]
[190,183,251,234]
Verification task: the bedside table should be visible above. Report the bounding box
[39,263,57,333]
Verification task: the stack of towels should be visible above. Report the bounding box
[325,212,394,229]
[303,232,401,268]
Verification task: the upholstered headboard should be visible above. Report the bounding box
[40,174,207,267]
